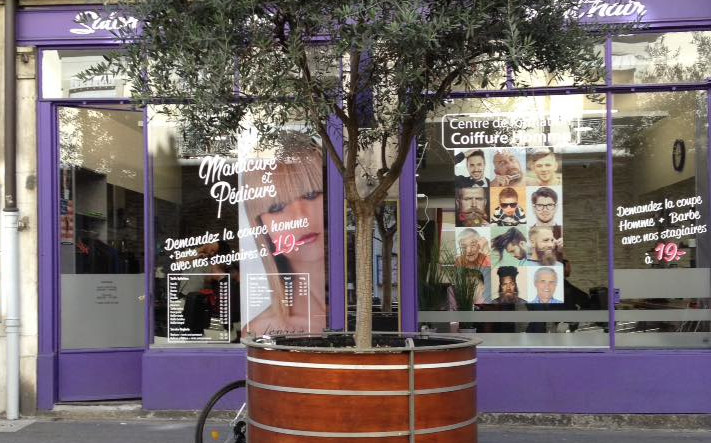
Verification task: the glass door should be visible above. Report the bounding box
[57,105,146,400]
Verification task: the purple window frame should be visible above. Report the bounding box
[35,46,349,408]
[28,4,711,412]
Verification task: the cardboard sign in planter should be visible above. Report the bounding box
[243,333,481,442]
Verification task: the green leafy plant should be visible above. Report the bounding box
[439,249,483,312]
[83,0,618,349]
[417,237,448,312]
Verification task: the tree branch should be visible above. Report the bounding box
[274,11,347,174]
[367,67,461,205]
[344,48,362,180]
[314,119,346,176]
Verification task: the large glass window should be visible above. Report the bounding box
[42,50,132,99]
[59,106,145,349]
[346,201,400,332]
[149,108,329,345]
[612,32,711,85]
[343,130,401,332]
[513,42,606,88]
[417,95,609,347]
[613,91,711,348]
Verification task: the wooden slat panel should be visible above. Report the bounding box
[414,366,476,390]
[249,362,409,391]
[414,387,477,428]
[249,387,409,433]
[247,425,410,443]
[249,347,409,365]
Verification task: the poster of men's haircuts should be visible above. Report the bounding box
[444,112,567,305]
[161,127,327,343]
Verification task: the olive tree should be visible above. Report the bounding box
[86,0,611,349]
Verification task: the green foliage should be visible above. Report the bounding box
[80,0,619,345]
[439,249,482,312]
[83,0,612,204]
[417,244,483,312]
[417,237,448,311]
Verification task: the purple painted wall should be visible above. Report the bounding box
[327,115,346,330]
[58,351,142,401]
[18,7,134,46]
[478,351,711,413]
[143,349,711,412]
[17,1,711,47]
[142,350,246,410]
[37,101,57,410]
[400,139,418,332]
[577,0,711,26]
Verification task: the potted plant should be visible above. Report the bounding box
[84,0,612,440]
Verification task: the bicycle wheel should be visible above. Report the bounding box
[195,380,247,443]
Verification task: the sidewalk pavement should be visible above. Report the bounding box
[0,419,709,443]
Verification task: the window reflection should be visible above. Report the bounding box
[42,50,132,99]
[346,201,400,332]
[613,91,711,348]
[59,106,145,350]
[417,96,609,347]
[612,32,711,84]
[149,109,329,345]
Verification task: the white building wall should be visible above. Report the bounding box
[0,39,40,414]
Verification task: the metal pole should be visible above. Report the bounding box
[4,0,20,420]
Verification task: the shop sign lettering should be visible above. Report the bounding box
[198,155,278,219]
[616,195,707,265]
[69,75,117,92]
[569,1,647,19]
[70,11,139,35]
[441,113,576,150]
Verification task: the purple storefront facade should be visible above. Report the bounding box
[22,1,711,412]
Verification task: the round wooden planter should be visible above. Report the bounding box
[243,333,481,442]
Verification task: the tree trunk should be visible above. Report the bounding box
[354,204,375,349]
[381,233,394,314]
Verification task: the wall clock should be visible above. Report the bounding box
[672,139,685,172]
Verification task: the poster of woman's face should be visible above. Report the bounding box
[238,131,327,337]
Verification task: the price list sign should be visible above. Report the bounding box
[281,273,309,307]
[167,273,231,343]
[247,273,310,325]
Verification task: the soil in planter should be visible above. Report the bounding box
[272,333,463,349]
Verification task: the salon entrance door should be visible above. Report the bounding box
[57,105,146,401]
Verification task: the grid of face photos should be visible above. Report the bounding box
[452,147,565,305]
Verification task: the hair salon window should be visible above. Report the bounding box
[41,50,132,99]
[513,42,606,88]
[58,106,145,350]
[417,95,609,347]
[149,107,329,346]
[344,131,401,332]
[612,90,711,348]
[612,31,711,85]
